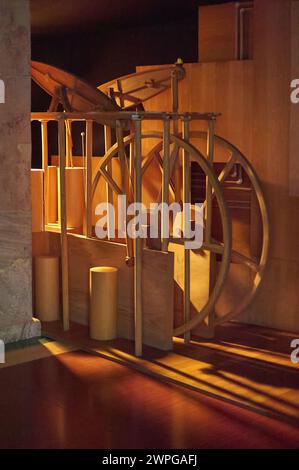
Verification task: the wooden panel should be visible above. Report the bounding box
[138,61,254,160]
[240,0,299,332]
[289,0,299,196]
[198,3,238,62]
[32,231,50,257]
[240,5,253,60]
[243,257,299,333]
[46,232,174,350]
[171,243,211,330]
[188,61,253,159]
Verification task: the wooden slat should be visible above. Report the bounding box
[161,119,170,252]
[182,118,191,343]
[134,118,143,356]
[58,119,70,331]
[84,120,93,238]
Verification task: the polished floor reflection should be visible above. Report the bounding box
[1,349,299,448]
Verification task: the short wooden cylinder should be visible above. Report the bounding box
[34,255,60,322]
[89,267,118,340]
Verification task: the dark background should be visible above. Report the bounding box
[30,0,240,165]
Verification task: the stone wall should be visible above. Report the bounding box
[0,0,40,342]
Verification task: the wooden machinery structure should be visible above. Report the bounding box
[32,1,295,358]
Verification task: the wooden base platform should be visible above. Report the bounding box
[42,321,299,426]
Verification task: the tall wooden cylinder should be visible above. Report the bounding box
[46,166,58,224]
[34,255,60,322]
[89,267,118,340]
[58,167,85,229]
[31,169,44,232]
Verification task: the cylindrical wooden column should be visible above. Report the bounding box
[46,166,58,224]
[34,255,60,322]
[89,267,118,340]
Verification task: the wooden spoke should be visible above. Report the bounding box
[169,143,180,176]
[218,152,238,185]
[207,236,259,272]
[201,152,237,212]
[155,149,176,202]
[141,153,154,175]
[100,166,123,195]
[231,250,259,272]
[201,241,224,255]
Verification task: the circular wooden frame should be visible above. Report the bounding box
[92,131,232,335]
[125,131,270,326]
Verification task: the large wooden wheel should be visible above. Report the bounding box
[194,132,270,324]
[121,131,270,328]
[92,131,232,335]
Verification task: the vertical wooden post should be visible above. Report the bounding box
[161,117,170,252]
[104,125,113,239]
[171,68,180,203]
[133,116,143,357]
[206,119,215,242]
[171,71,179,132]
[58,118,70,331]
[40,120,48,228]
[182,117,191,343]
[116,121,134,263]
[65,120,73,167]
[206,118,216,335]
[84,120,93,238]
[81,131,85,157]
[129,130,135,199]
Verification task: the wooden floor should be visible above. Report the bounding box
[43,321,299,426]
[1,347,299,448]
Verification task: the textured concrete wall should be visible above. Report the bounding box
[0,0,40,342]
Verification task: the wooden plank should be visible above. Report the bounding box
[46,232,174,351]
[198,3,238,62]
[138,61,254,162]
